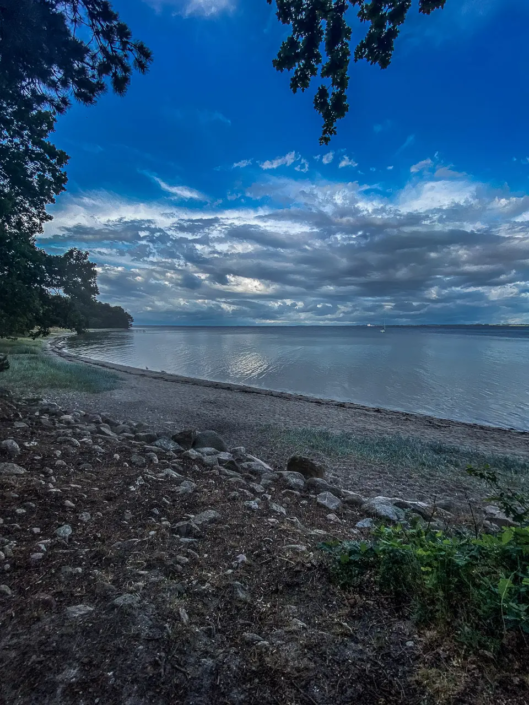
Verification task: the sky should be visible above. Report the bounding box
[41,0,529,325]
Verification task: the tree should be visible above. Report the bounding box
[0,0,150,337]
[269,0,447,144]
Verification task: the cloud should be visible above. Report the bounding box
[339,156,358,168]
[374,120,392,133]
[434,166,467,179]
[322,151,334,165]
[143,0,234,17]
[143,172,208,201]
[395,134,415,155]
[43,172,529,326]
[411,158,434,173]
[233,159,252,168]
[260,151,298,170]
[295,159,309,173]
[198,110,231,126]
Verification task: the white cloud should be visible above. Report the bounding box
[373,120,392,133]
[144,0,234,17]
[387,166,394,170]
[260,151,298,170]
[198,110,231,126]
[395,134,415,155]
[410,158,434,173]
[338,156,358,168]
[295,159,309,173]
[148,173,208,201]
[233,159,252,168]
[322,151,334,165]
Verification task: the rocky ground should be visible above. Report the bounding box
[1,392,528,704]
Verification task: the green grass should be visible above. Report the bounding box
[272,427,529,482]
[0,338,119,394]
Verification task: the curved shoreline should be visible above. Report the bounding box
[49,334,528,438]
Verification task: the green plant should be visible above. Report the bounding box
[466,465,529,525]
[322,522,529,651]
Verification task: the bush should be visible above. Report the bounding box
[322,522,529,651]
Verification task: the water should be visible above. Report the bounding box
[64,326,529,430]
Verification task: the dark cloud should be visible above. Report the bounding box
[41,178,529,324]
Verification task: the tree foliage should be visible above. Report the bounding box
[0,0,148,337]
[269,0,447,143]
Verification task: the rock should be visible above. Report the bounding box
[0,354,10,372]
[197,447,221,457]
[59,414,75,425]
[317,491,342,512]
[201,455,219,468]
[341,491,366,507]
[97,424,116,438]
[78,463,93,472]
[244,500,260,511]
[13,422,28,429]
[145,452,159,464]
[30,552,44,562]
[216,452,239,471]
[193,509,222,526]
[484,504,516,528]
[78,512,91,522]
[0,584,13,597]
[135,432,157,443]
[356,518,375,529]
[277,471,306,491]
[131,454,146,468]
[287,455,326,479]
[182,449,202,462]
[243,632,265,644]
[0,462,26,476]
[269,502,287,516]
[1,439,20,458]
[231,581,251,603]
[305,477,340,495]
[361,497,406,523]
[172,429,196,450]
[175,480,196,495]
[39,402,60,415]
[173,520,201,538]
[112,593,140,609]
[114,424,132,435]
[56,524,73,539]
[153,437,183,452]
[64,500,75,509]
[66,604,94,618]
[193,430,228,453]
[56,436,81,448]
[240,460,274,477]
[85,414,102,424]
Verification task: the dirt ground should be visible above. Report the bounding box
[1,395,529,704]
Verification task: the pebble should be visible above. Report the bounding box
[64,500,75,509]
[30,553,44,562]
[244,500,260,511]
[0,463,26,476]
[0,584,13,596]
[78,512,91,522]
[66,604,94,618]
[1,439,21,458]
[56,524,73,539]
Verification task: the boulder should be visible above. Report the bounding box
[361,497,406,523]
[153,437,183,452]
[0,462,26,476]
[135,432,157,444]
[484,504,516,528]
[306,477,341,496]
[172,429,196,450]
[286,455,326,479]
[1,439,20,458]
[341,491,366,507]
[316,492,342,512]
[193,430,228,453]
[277,471,306,491]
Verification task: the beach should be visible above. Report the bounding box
[49,337,529,504]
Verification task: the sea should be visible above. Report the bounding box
[63,326,529,431]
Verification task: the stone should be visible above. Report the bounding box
[193,509,222,526]
[112,593,140,609]
[78,512,91,522]
[244,500,260,511]
[1,439,20,458]
[231,581,251,603]
[135,432,157,443]
[59,415,75,425]
[114,424,132,435]
[269,502,287,516]
[197,447,221,457]
[484,504,516,528]
[131,454,147,468]
[85,414,102,424]
[287,455,326,479]
[39,402,60,415]
[356,518,375,529]
[277,471,306,491]
[362,497,406,523]
[97,424,116,438]
[30,552,44,562]
[66,604,94,618]
[317,492,342,512]
[64,500,75,509]
[153,437,182,452]
[13,422,28,429]
[145,452,159,464]
[172,429,196,450]
[305,477,341,495]
[55,460,67,469]
[182,449,202,462]
[243,632,265,644]
[341,491,366,507]
[0,462,26,476]
[175,480,196,495]
[56,524,73,539]
[192,430,228,453]
[173,521,201,538]
[0,584,13,597]
[240,461,273,477]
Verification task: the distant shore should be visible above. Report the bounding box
[45,335,529,504]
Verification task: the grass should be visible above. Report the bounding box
[0,338,120,394]
[272,427,529,482]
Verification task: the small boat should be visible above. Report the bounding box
[380,318,386,333]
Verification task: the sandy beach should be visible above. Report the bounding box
[48,338,529,504]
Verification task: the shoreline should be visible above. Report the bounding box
[49,335,528,437]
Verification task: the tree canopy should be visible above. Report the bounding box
[269,0,447,144]
[0,0,148,337]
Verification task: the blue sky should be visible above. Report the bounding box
[42,0,529,324]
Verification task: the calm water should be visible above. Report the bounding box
[64,326,529,430]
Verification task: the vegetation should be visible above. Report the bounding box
[0,338,119,393]
[0,1,147,338]
[270,0,447,143]
[274,427,529,484]
[323,469,529,653]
